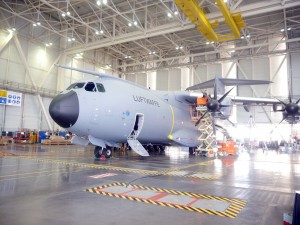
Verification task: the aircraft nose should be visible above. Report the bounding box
[49,91,79,128]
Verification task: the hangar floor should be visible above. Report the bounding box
[0,144,299,225]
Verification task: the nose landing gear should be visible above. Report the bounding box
[94,146,112,159]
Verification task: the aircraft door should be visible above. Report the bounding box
[128,113,144,139]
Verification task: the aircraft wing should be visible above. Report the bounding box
[231,96,280,105]
[56,64,120,80]
[187,77,272,90]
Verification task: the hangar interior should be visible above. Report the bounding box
[0,0,300,140]
[0,1,300,225]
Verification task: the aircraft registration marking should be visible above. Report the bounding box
[13,156,220,180]
[85,182,247,218]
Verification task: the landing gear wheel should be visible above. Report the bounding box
[94,146,103,159]
[189,147,195,155]
[102,148,112,159]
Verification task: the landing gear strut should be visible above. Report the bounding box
[94,146,112,159]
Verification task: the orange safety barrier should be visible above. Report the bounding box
[218,140,238,155]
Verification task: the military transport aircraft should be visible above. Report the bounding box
[49,65,278,158]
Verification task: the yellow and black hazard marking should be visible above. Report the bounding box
[85,182,247,218]
[14,156,219,180]
[163,159,213,173]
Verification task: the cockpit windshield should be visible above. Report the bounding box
[85,82,106,92]
[66,82,85,90]
[66,82,105,92]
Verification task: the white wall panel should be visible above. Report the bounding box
[0,58,7,80]
[126,74,136,83]
[169,69,181,91]
[156,70,168,90]
[237,60,253,97]
[22,95,40,130]
[4,105,22,131]
[136,73,147,87]
[207,63,221,79]
[270,55,288,98]
[7,61,25,83]
[290,52,300,97]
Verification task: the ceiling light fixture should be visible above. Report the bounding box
[8,28,16,33]
[167,12,172,18]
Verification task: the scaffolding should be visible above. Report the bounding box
[195,113,216,157]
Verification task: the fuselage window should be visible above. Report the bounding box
[96,83,105,92]
[66,82,85,90]
[85,82,97,92]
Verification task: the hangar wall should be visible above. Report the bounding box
[0,31,114,132]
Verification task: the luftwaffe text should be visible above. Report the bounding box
[132,95,160,107]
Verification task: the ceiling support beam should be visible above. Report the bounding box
[65,22,195,55]
[0,32,13,54]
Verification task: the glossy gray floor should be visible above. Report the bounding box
[0,144,299,225]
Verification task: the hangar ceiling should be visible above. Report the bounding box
[1,0,300,74]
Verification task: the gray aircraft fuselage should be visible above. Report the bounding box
[49,76,202,149]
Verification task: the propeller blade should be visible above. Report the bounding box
[270,115,287,134]
[276,98,287,106]
[195,111,208,126]
[213,79,217,100]
[296,98,300,104]
[226,118,236,127]
[218,87,234,103]
[218,110,235,127]
[220,104,231,107]
[288,93,292,103]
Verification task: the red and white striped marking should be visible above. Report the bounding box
[89,173,118,179]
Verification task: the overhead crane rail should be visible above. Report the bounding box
[175,0,245,42]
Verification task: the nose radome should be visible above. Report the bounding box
[49,91,79,128]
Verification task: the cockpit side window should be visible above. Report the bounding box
[96,83,105,92]
[85,82,97,92]
[66,82,85,90]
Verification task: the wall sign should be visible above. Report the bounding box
[0,90,22,107]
